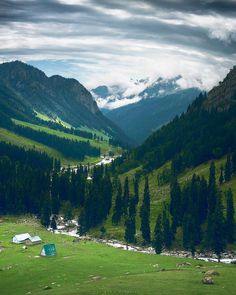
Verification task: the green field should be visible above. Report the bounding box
[0,127,99,166]
[13,119,111,152]
[0,118,123,165]
[0,218,235,295]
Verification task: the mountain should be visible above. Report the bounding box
[92,76,200,144]
[91,79,149,113]
[202,65,236,111]
[92,76,181,112]
[115,66,236,173]
[106,88,200,144]
[0,61,130,145]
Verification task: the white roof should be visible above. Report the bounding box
[29,236,42,242]
[14,233,31,241]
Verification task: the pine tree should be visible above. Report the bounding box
[112,180,123,225]
[133,177,139,205]
[208,161,217,212]
[170,178,181,232]
[50,216,57,231]
[162,207,172,248]
[219,166,224,185]
[123,177,129,215]
[140,177,151,244]
[212,193,226,262]
[40,194,51,228]
[225,189,235,244]
[182,214,193,250]
[225,154,232,182]
[153,214,163,254]
[78,208,87,236]
[124,216,136,244]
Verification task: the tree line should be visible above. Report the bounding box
[11,124,100,160]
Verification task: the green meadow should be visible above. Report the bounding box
[0,218,235,295]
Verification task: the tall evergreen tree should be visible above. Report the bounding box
[212,193,226,262]
[162,206,172,248]
[225,189,235,244]
[225,154,232,182]
[133,177,139,205]
[124,216,136,244]
[40,194,51,228]
[170,178,181,232]
[78,208,87,236]
[140,177,151,244]
[112,180,123,225]
[123,177,129,215]
[208,161,217,212]
[50,216,57,231]
[219,166,224,185]
[153,214,163,254]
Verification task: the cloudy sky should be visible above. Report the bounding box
[1,0,236,90]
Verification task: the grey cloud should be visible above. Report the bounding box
[0,0,235,87]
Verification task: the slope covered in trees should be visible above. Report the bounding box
[113,66,236,174]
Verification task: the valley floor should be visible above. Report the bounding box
[0,217,236,295]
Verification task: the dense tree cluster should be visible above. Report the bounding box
[166,162,235,260]
[0,142,112,233]
[12,125,100,160]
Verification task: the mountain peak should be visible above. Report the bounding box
[203,66,236,111]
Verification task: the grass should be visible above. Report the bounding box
[35,111,72,129]
[0,217,235,295]
[0,127,100,166]
[12,119,122,157]
[35,111,111,142]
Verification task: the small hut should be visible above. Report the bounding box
[12,233,31,244]
[25,236,42,245]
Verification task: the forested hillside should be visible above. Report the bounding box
[113,66,236,173]
[0,61,131,149]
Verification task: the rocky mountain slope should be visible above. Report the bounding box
[0,61,130,145]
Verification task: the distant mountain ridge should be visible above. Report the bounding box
[99,77,200,144]
[0,61,130,145]
[92,76,182,111]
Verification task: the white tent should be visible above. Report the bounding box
[12,233,31,244]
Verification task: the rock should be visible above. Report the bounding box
[205,270,220,276]
[202,276,214,285]
[43,286,52,290]
[91,276,101,280]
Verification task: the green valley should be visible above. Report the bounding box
[0,218,235,295]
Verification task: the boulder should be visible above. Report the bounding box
[202,276,214,285]
[205,269,220,276]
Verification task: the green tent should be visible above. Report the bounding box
[40,244,56,256]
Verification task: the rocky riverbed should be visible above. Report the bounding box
[51,222,236,264]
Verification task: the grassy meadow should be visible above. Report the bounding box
[0,118,122,166]
[0,217,236,295]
